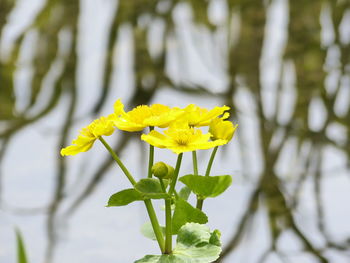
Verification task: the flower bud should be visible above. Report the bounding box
[164,165,174,179]
[151,162,175,179]
[209,118,237,142]
[152,162,169,178]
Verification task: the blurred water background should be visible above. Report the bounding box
[0,0,350,262]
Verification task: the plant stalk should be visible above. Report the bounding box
[164,199,172,254]
[168,153,183,195]
[192,151,198,175]
[144,199,165,253]
[205,146,218,177]
[196,146,219,210]
[99,136,165,253]
[196,199,203,210]
[99,137,136,185]
[159,178,166,192]
[164,153,183,253]
[148,126,155,178]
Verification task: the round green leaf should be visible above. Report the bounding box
[107,189,143,207]
[135,179,170,199]
[135,179,163,193]
[178,186,191,201]
[140,222,166,241]
[135,223,222,263]
[172,199,208,234]
[179,175,232,199]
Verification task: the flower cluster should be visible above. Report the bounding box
[61,99,237,156]
[61,99,238,262]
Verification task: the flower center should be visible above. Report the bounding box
[174,131,191,146]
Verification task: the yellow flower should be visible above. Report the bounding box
[60,116,115,156]
[141,122,227,154]
[112,101,183,131]
[209,118,238,142]
[146,104,183,128]
[180,104,230,127]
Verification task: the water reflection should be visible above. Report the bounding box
[0,0,349,262]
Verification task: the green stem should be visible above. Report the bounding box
[158,177,172,254]
[174,190,179,200]
[164,199,172,254]
[164,153,183,253]
[196,146,219,210]
[196,199,203,210]
[144,199,165,253]
[205,146,218,177]
[99,137,165,253]
[159,178,166,192]
[168,153,183,195]
[148,126,155,178]
[99,137,136,185]
[193,151,201,208]
[192,151,198,175]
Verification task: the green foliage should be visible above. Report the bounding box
[135,179,170,199]
[16,230,28,263]
[107,189,144,206]
[172,199,208,234]
[179,175,232,199]
[141,222,166,241]
[178,186,191,201]
[135,223,222,263]
[107,185,170,207]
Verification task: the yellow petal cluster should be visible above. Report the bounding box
[112,101,183,131]
[180,104,230,127]
[141,122,227,154]
[60,116,115,156]
[209,118,238,142]
[61,98,237,156]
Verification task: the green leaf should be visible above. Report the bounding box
[135,179,163,193]
[179,175,232,199]
[135,179,170,199]
[16,229,28,263]
[174,223,222,260]
[134,255,181,263]
[107,189,144,206]
[140,222,166,241]
[107,186,170,207]
[178,186,191,201]
[172,199,208,234]
[209,229,221,247]
[135,223,222,263]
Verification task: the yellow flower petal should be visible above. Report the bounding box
[61,115,116,156]
[145,105,183,128]
[209,118,237,141]
[181,104,230,127]
[114,99,125,115]
[113,101,184,131]
[141,131,169,148]
[60,137,95,156]
[113,105,151,131]
[90,116,115,137]
[141,122,225,154]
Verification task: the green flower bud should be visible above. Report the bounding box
[164,165,174,179]
[151,162,175,179]
[152,162,168,178]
